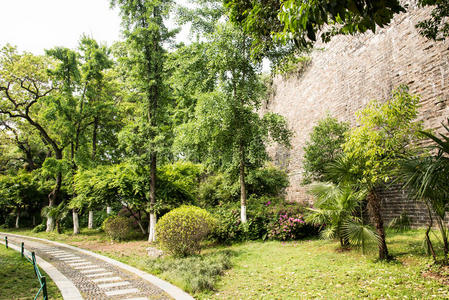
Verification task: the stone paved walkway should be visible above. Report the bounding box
[0,234,178,300]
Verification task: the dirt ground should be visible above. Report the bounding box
[71,239,149,258]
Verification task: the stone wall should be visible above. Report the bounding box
[265,4,449,226]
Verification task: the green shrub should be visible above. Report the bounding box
[103,216,133,241]
[197,174,234,207]
[146,250,232,293]
[31,224,46,233]
[210,197,318,242]
[302,115,349,184]
[197,166,289,208]
[156,205,216,256]
[245,166,289,197]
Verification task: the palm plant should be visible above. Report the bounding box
[398,119,449,263]
[307,182,378,252]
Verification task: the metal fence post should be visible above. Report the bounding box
[41,276,48,300]
[5,236,7,248]
[21,242,24,258]
[31,252,38,276]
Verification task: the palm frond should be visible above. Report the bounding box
[342,220,380,254]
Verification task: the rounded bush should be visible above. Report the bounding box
[103,216,133,241]
[156,205,216,257]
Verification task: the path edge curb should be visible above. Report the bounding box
[0,237,83,300]
[0,232,194,300]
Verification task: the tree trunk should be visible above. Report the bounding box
[72,209,80,234]
[436,215,448,262]
[424,202,437,262]
[148,152,157,242]
[46,168,62,232]
[32,215,36,227]
[124,206,146,234]
[106,207,112,214]
[239,143,247,223]
[92,117,98,162]
[88,210,94,229]
[148,213,157,242]
[15,208,20,229]
[367,189,389,260]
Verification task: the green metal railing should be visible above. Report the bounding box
[4,236,48,300]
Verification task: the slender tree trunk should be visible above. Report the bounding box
[148,152,157,242]
[32,215,36,227]
[239,143,247,223]
[47,168,62,232]
[88,116,98,230]
[367,189,389,260]
[436,215,448,262]
[92,117,98,162]
[424,202,437,262]
[15,207,20,229]
[106,207,112,214]
[88,210,94,229]
[72,209,80,234]
[124,206,146,234]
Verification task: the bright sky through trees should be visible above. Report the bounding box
[0,0,190,54]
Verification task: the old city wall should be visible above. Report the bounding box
[265,5,449,226]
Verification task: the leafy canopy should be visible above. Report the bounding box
[343,86,422,187]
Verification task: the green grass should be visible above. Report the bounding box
[0,245,62,300]
[3,228,449,299]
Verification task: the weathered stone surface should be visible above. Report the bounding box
[265,4,449,226]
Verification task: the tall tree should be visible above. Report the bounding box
[0,45,64,232]
[45,46,83,234]
[175,23,291,223]
[343,86,422,260]
[111,0,175,242]
[77,36,115,228]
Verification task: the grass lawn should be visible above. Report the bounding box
[0,245,62,300]
[3,228,449,299]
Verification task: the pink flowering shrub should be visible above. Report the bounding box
[267,213,307,241]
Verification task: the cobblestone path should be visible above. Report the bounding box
[1,234,173,300]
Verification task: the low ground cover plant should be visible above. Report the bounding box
[145,251,232,293]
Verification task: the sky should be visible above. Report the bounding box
[0,0,191,54]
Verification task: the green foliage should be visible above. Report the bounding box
[146,250,232,293]
[103,215,134,241]
[306,182,377,250]
[343,86,422,187]
[41,202,69,233]
[245,165,290,198]
[0,171,47,225]
[224,0,404,58]
[210,196,315,242]
[388,212,411,232]
[397,119,449,261]
[302,115,349,184]
[73,161,204,214]
[274,55,311,77]
[197,166,289,208]
[173,23,292,223]
[417,0,449,41]
[156,205,216,256]
[31,224,46,233]
[197,173,234,207]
